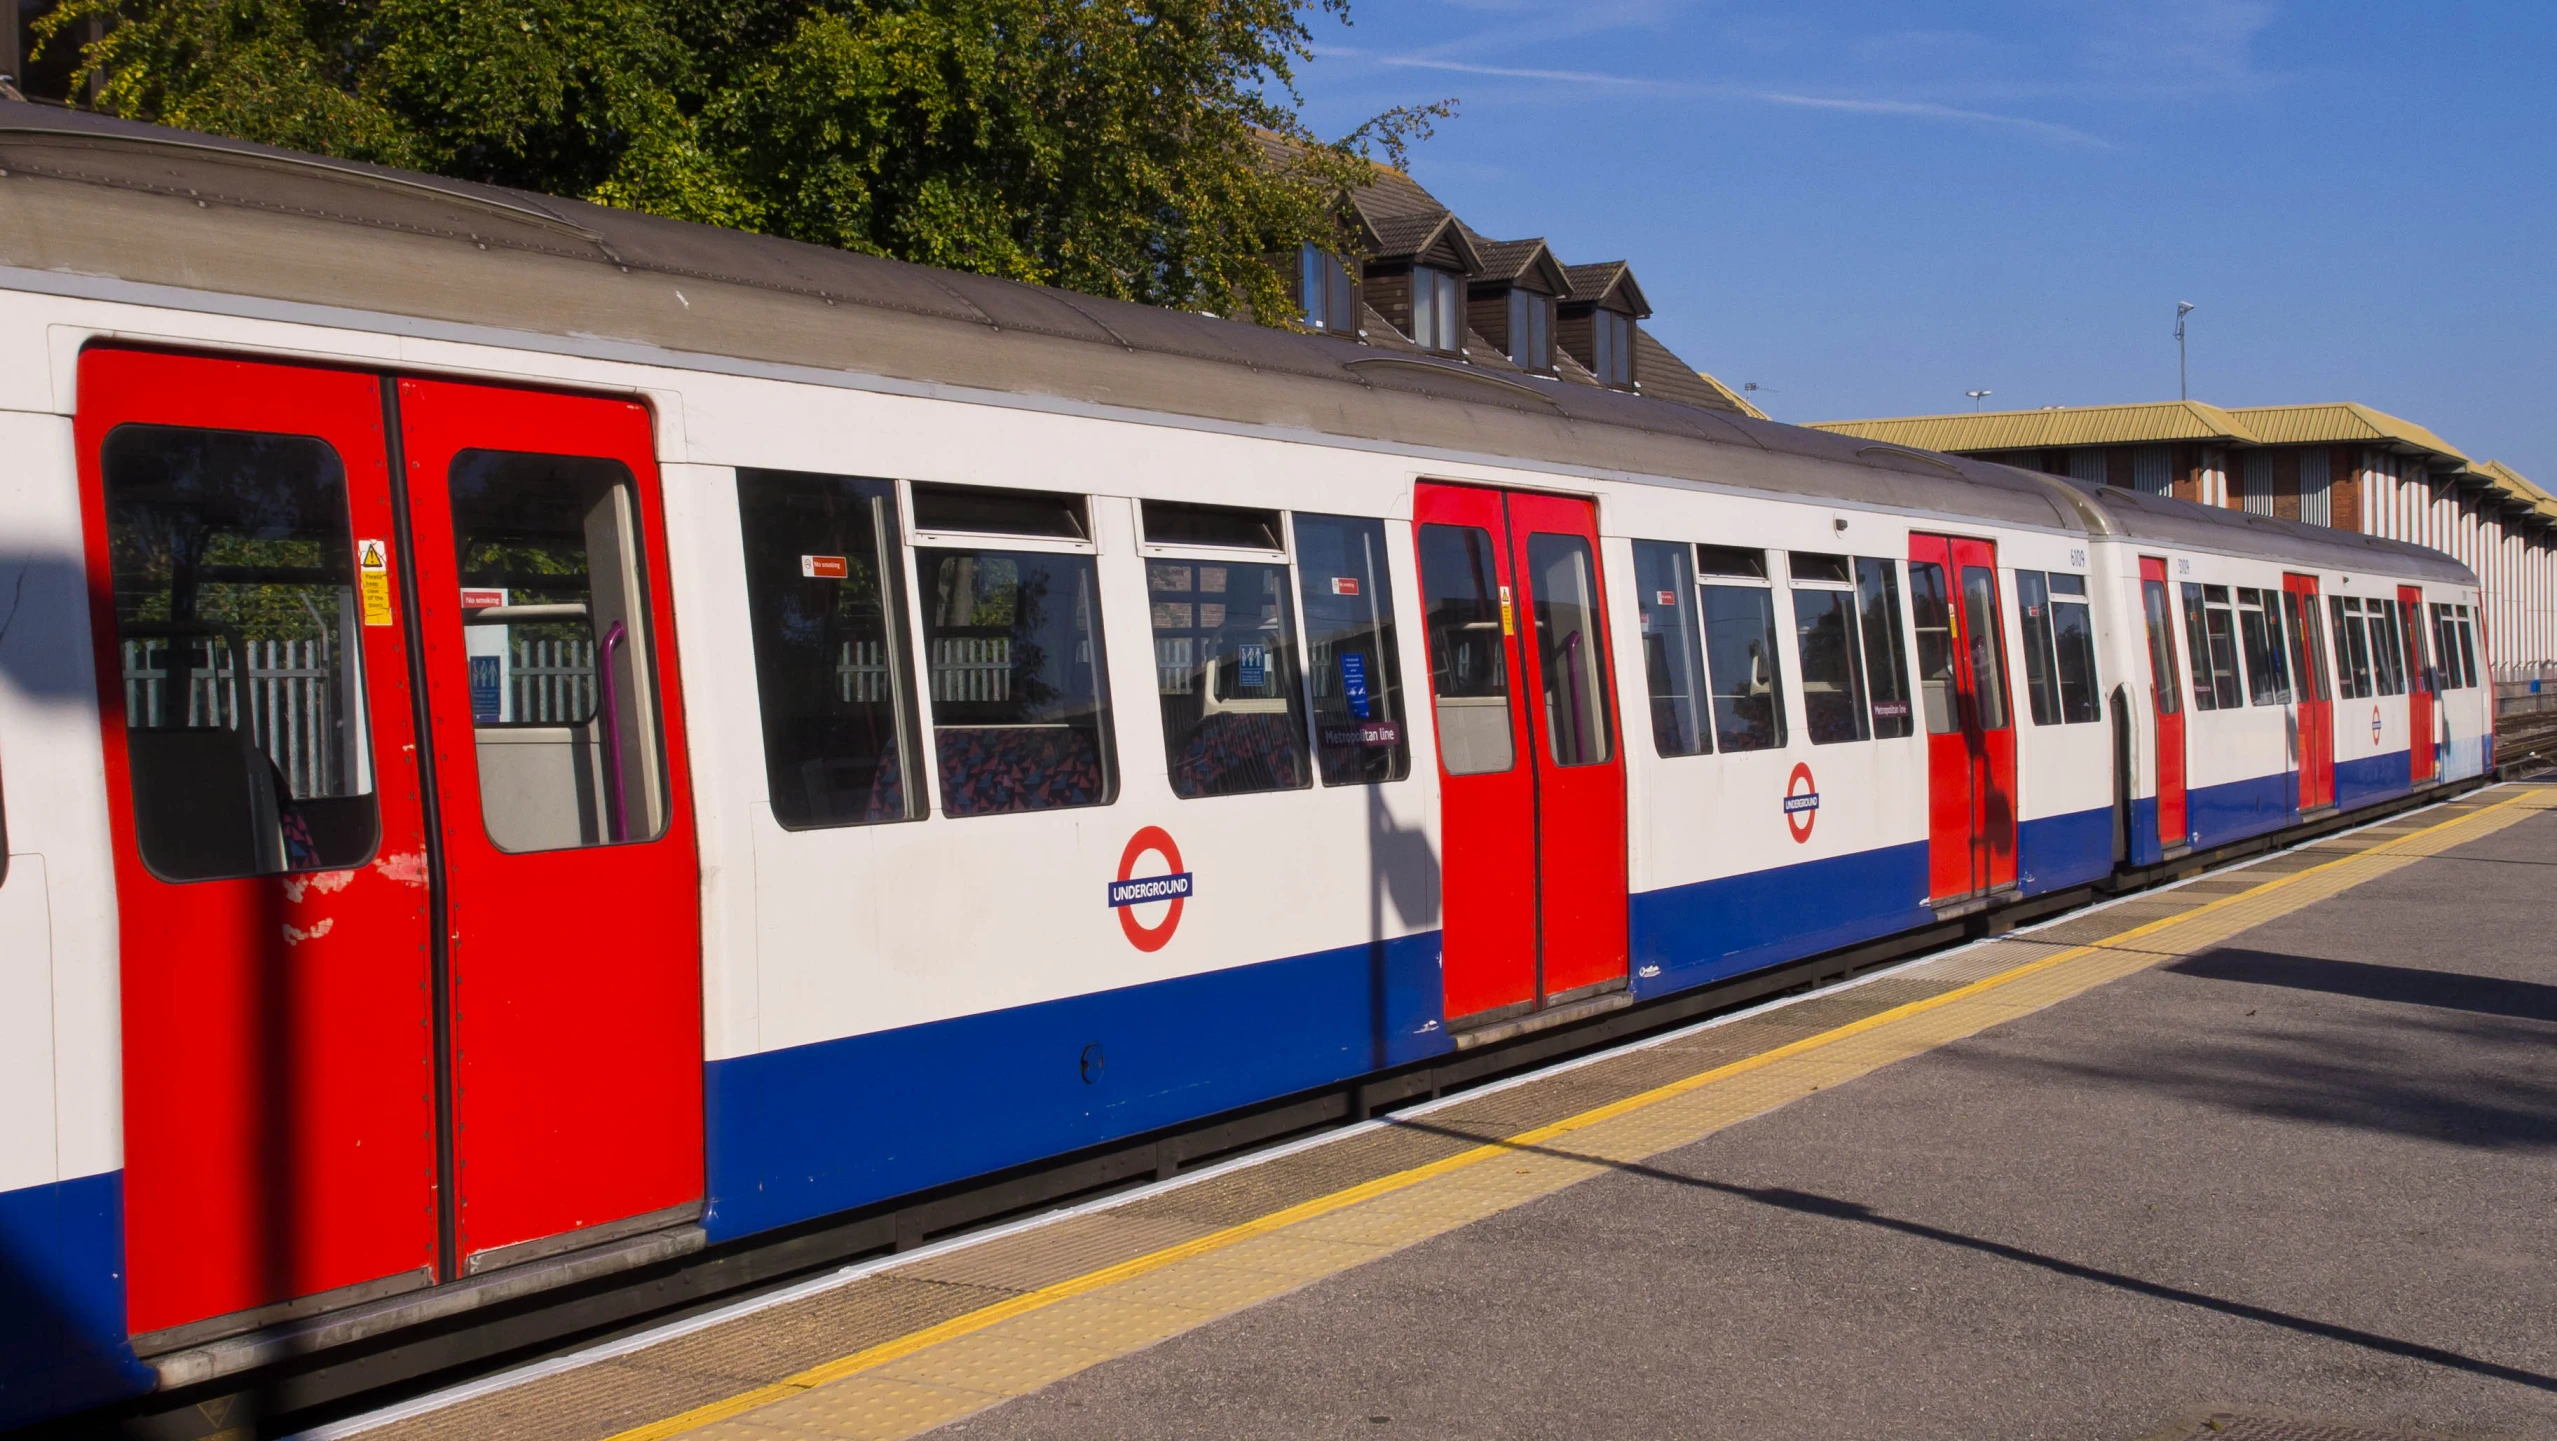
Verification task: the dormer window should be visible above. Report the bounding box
[1300,244,1357,334]
[1408,265,1465,353]
[1591,310,1634,388]
[1507,290,1554,371]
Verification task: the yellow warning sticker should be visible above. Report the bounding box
[357,538,393,626]
[1498,584,1515,637]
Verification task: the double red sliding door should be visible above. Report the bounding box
[1907,534,2017,903]
[78,348,704,1343]
[1414,483,1628,1023]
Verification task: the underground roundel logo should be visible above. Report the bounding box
[1784,762,1821,844]
[1109,826,1192,952]
[2370,705,2383,745]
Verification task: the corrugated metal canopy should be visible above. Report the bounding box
[2223,403,2469,465]
[1806,401,2257,452]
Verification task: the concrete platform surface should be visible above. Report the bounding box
[935,795,2557,1441]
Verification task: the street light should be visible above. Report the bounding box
[1966,389,1992,412]
[2175,302,2197,401]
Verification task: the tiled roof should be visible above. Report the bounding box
[1628,328,1745,414]
[1561,261,1649,316]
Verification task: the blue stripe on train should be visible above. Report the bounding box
[2020,805,2114,894]
[704,931,1450,1240]
[0,1170,149,1428]
[1626,840,1931,995]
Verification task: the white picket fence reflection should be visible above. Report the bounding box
[123,638,343,796]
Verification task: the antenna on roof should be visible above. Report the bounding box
[1966,389,1992,412]
[2174,302,2197,401]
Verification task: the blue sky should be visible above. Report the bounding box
[1291,2,2555,480]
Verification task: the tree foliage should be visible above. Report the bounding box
[36,0,1447,320]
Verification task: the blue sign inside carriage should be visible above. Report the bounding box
[1238,644,1267,689]
[1340,652,1372,719]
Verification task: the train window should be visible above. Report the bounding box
[453,451,669,851]
[1695,545,1767,580]
[1855,558,1915,738]
[2367,599,2406,697]
[2140,574,2183,718]
[1960,567,2011,731]
[912,483,1088,540]
[2400,601,2435,695]
[2431,604,2470,690]
[2285,590,2330,703]
[1789,551,1852,585]
[2455,608,2480,688]
[1526,534,1613,766]
[2015,572,2062,726]
[2330,596,2374,700]
[1148,555,1310,797]
[1791,572,1869,745]
[918,547,1117,816]
[2178,583,2223,711]
[736,471,924,828]
[1144,500,1283,551]
[2047,574,2100,723]
[2235,589,2291,706]
[2201,585,2244,709]
[102,425,380,883]
[1910,559,1959,734]
[1702,578,1786,752]
[1296,514,1411,785]
[1633,541,1710,757]
[1417,525,1515,776]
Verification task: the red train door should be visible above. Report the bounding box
[2138,556,2189,850]
[1414,483,1628,1023]
[2283,573,2333,811]
[394,378,705,1272]
[2398,584,2435,785]
[1908,535,2017,903]
[77,349,439,1342]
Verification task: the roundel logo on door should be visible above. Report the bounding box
[1108,826,1192,952]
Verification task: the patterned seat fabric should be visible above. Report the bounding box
[937,726,1106,816]
[1171,712,1306,797]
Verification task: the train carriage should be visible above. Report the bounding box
[0,103,2493,1429]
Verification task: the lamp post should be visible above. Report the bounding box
[1966,389,1992,412]
[2175,302,2197,401]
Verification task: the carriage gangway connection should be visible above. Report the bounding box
[198,780,2557,1441]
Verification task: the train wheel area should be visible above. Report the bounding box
[256,782,2557,1441]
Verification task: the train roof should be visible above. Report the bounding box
[0,103,2474,587]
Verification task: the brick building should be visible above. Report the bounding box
[1807,400,2557,670]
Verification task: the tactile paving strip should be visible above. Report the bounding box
[343,785,2553,1441]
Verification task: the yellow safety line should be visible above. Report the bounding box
[610,785,2540,1441]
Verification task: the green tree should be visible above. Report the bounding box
[34,0,1448,322]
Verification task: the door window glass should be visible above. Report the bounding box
[1296,514,1410,785]
[2330,596,2373,699]
[2367,599,2406,696]
[1701,581,1786,752]
[1416,524,1515,776]
[2404,601,2434,695]
[2141,575,2183,717]
[1148,557,1310,797]
[1912,560,1959,734]
[1855,557,1915,738]
[1791,585,1869,744]
[918,547,1116,816]
[2236,589,2290,705]
[1960,566,2010,731]
[2048,573,2100,723]
[451,451,667,852]
[2015,571,2061,726]
[736,470,922,828]
[1633,541,1709,757]
[1525,533,1612,766]
[2285,590,2326,702]
[103,424,379,881]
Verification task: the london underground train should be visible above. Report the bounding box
[0,105,2494,1428]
